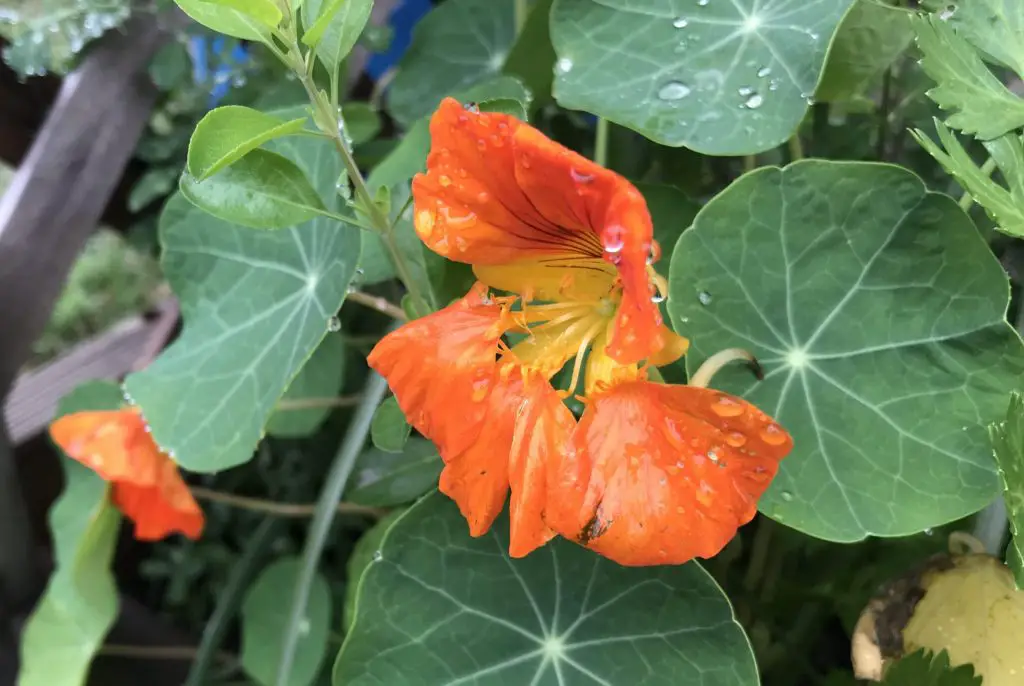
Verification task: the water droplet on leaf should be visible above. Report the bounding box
[743,93,764,109]
[556,57,573,73]
[780,491,794,502]
[673,16,689,28]
[698,291,712,305]
[658,81,692,101]
[327,316,342,332]
[757,66,771,78]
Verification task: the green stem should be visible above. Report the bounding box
[959,157,997,211]
[787,133,804,162]
[278,29,430,315]
[185,517,280,686]
[594,117,610,167]
[514,0,529,33]
[274,371,391,686]
[742,517,774,593]
[742,155,756,173]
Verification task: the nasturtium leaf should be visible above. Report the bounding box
[668,161,1024,542]
[266,335,346,438]
[173,0,268,41]
[343,509,406,632]
[242,558,332,686]
[925,0,1024,79]
[387,0,515,127]
[911,120,1024,238]
[370,395,411,453]
[335,492,758,686]
[816,0,914,103]
[882,649,982,686]
[188,106,308,181]
[347,438,441,507]
[203,0,282,28]
[550,0,854,155]
[913,14,1024,140]
[180,149,329,230]
[989,392,1024,589]
[503,0,557,107]
[125,134,360,472]
[19,381,124,686]
[302,0,373,73]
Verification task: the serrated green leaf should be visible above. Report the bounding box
[550,0,854,155]
[990,391,1024,589]
[816,0,914,103]
[370,395,411,453]
[302,0,373,73]
[343,509,406,632]
[188,106,309,181]
[180,149,328,229]
[387,0,516,127]
[882,649,982,686]
[124,135,361,472]
[668,161,1024,542]
[174,0,268,40]
[242,558,332,686]
[930,0,1024,78]
[346,438,441,507]
[503,0,557,107]
[267,335,346,438]
[203,0,281,27]
[911,120,1024,237]
[18,381,124,686]
[913,14,1024,140]
[335,492,758,686]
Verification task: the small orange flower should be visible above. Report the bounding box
[49,407,204,541]
[369,98,792,566]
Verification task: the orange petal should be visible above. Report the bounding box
[507,372,575,557]
[367,283,511,458]
[545,382,792,567]
[113,458,204,541]
[50,408,204,541]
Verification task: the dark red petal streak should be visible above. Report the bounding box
[545,382,792,566]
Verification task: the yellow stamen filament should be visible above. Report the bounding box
[689,348,763,388]
[521,300,603,324]
[564,318,606,396]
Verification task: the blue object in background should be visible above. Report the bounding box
[189,35,250,109]
[365,0,432,79]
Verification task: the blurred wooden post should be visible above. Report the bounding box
[0,10,175,614]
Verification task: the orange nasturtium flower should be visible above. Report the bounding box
[369,98,793,566]
[49,407,204,541]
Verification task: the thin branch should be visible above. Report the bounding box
[275,395,363,411]
[190,486,386,519]
[345,290,407,320]
[99,644,233,662]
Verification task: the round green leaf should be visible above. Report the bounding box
[125,136,361,472]
[387,0,515,127]
[242,558,332,686]
[180,149,328,230]
[550,0,855,155]
[335,492,757,685]
[370,395,411,453]
[346,438,441,507]
[668,161,1024,542]
[343,509,407,632]
[188,106,308,181]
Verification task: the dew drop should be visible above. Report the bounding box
[672,16,689,28]
[737,86,754,96]
[698,290,712,305]
[725,431,747,448]
[651,292,667,304]
[697,0,709,6]
[760,423,787,445]
[780,491,794,502]
[556,57,573,74]
[756,66,772,78]
[939,4,956,20]
[924,528,934,536]
[743,93,764,109]
[711,395,745,418]
[603,225,625,253]
[372,550,383,562]
[707,448,720,463]
[570,168,595,183]
[326,316,342,332]
[438,174,452,187]
[658,80,692,101]
[463,101,480,113]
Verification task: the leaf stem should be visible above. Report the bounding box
[742,155,756,173]
[345,290,408,320]
[787,133,804,162]
[689,348,763,389]
[190,486,385,519]
[274,371,391,686]
[514,0,529,33]
[275,394,364,411]
[594,117,610,167]
[742,517,774,593]
[959,157,997,210]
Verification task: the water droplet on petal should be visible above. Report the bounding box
[658,80,692,101]
[673,16,689,28]
[570,168,595,183]
[698,290,712,305]
[603,225,625,253]
[725,431,747,448]
[711,395,745,418]
[438,174,452,187]
[327,316,342,332]
[463,101,480,113]
[651,292,666,304]
[760,423,787,446]
[743,93,764,109]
